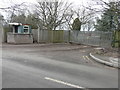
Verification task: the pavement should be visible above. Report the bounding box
[90,49,120,68]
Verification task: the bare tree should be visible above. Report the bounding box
[34,0,73,30]
[0,2,28,23]
[64,9,75,30]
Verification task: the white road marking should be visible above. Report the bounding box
[86,56,93,63]
[85,56,90,60]
[83,56,89,63]
[83,56,86,60]
[44,77,85,88]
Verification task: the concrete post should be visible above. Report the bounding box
[37,24,40,43]
[0,20,4,43]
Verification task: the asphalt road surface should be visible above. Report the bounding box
[0,30,2,89]
[1,44,118,88]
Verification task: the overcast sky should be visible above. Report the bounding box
[0,0,94,17]
[0,0,116,10]
[0,0,96,8]
[0,0,112,18]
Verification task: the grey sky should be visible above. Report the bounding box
[0,0,113,18]
[0,0,94,18]
[0,0,116,9]
[0,0,93,8]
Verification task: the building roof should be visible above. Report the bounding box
[9,23,22,26]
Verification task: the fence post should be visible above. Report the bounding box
[37,27,40,43]
[51,30,53,43]
[68,30,71,43]
[0,23,4,43]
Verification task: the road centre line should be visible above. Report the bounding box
[44,77,85,88]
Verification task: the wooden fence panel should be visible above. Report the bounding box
[32,30,66,43]
[52,30,64,43]
[32,29,112,47]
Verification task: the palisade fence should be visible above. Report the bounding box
[70,30,112,47]
[32,29,113,47]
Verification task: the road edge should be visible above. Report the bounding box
[89,53,119,68]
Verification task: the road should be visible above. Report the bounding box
[1,44,118,88]
[0,26,2,90]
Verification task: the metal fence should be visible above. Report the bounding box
[70,30,113,47]
[32,29,113,47]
